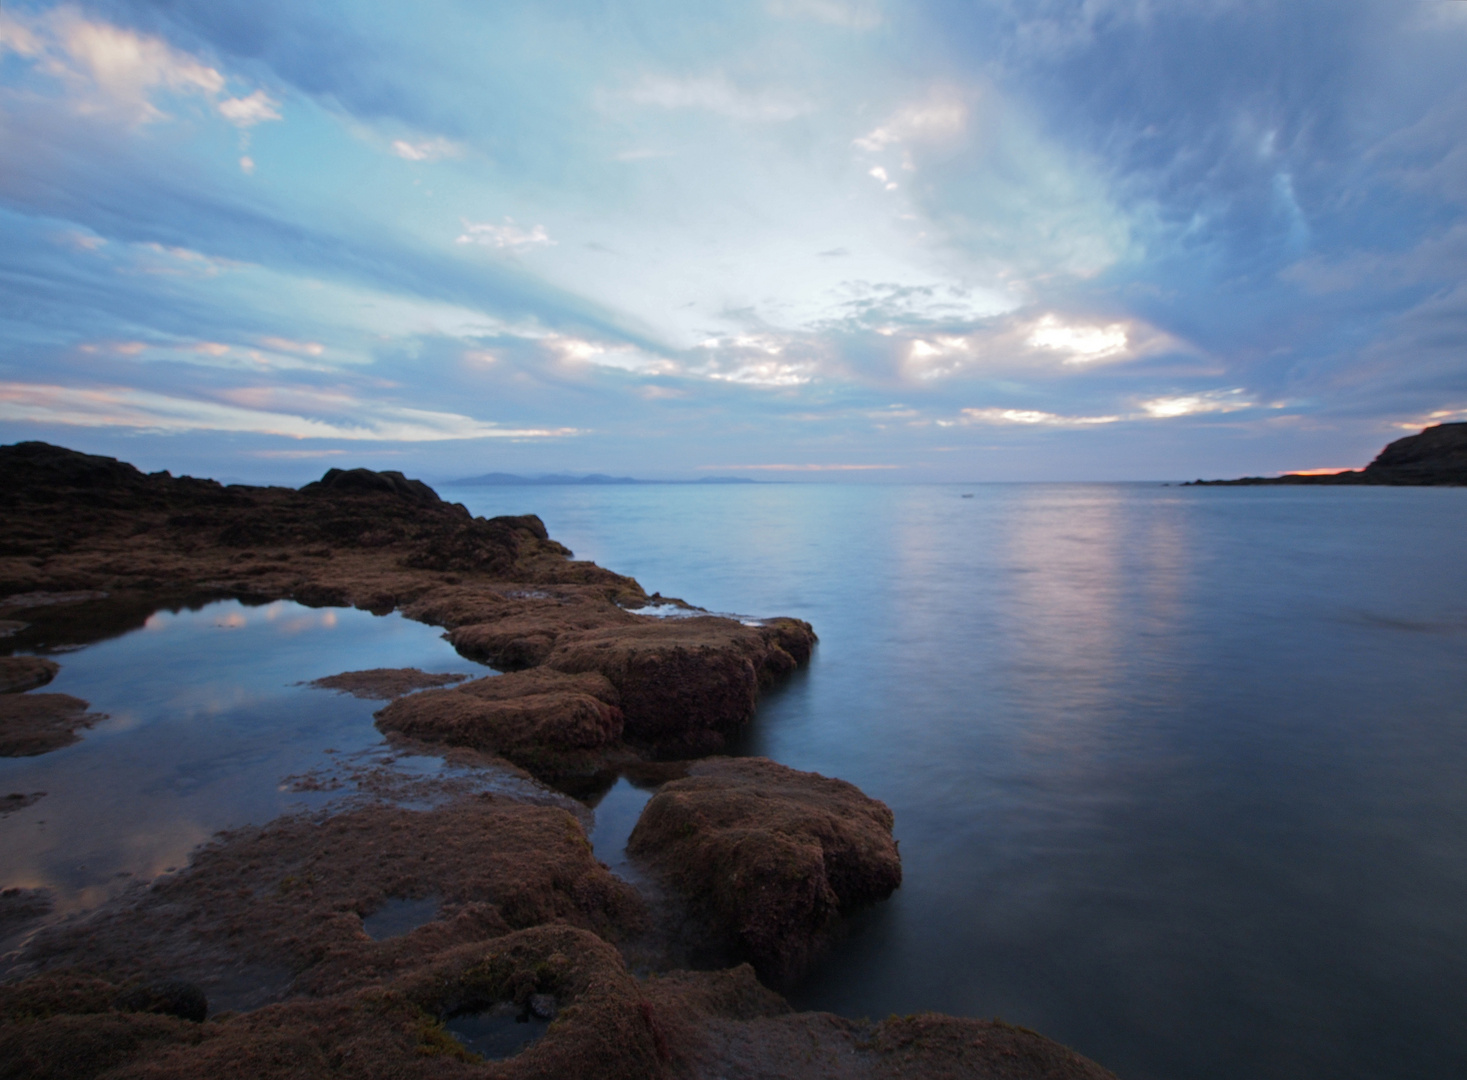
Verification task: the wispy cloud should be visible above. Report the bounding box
[0,382,577,441]
[391,136,463,162]
[456,219,554,250]
[620,74,812,122]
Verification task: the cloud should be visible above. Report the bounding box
[391,136,462,162]
[1025,314,1129,363]
[217,90,282,127]
[1137,389,1253,418]
[1,8,237,123]
[0,381,578,441]
[621,74,812,122]
[258,336,325,357]
[854,95,967,152]
[961,407,1121,427]
[456,218,554,250]
[766,0,882,30]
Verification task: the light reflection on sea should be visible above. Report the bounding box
[452,481,1467,1080]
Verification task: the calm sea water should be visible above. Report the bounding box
[451,482,1467,1080]
[3,482,1465,1080]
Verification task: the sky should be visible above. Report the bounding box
[2,0,1466,483]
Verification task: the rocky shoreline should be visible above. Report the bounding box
[0,442,1117,1079]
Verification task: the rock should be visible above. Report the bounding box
[0,656,58,693]
[546,617,817,754]
[1190,421,1467,485]
[0,443,814,762]
[628,757,902,984]
[20,797,646,1005]
[115,980,208,1023]
[0,693,104,756]
[0,620,28,638]
[374,669,624,778]
[1,791,45,815]
[305,667,470,700]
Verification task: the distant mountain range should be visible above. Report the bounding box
[440,472,763,486]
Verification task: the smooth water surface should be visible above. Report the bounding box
[453,481,1467,1080]
[0,599,476,916]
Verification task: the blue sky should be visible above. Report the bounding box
[2,0,1465,482]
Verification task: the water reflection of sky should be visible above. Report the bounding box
[455,482,1467,1080]
[0,600,480,917]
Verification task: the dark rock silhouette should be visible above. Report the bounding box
[1190,421,1467,485]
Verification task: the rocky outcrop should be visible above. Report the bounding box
[546,618,814,755]
[374,669,625,777]
[1190,421,1467,485]
[0,442,814,765]
[628,757,903,984]
[0,656,58,694]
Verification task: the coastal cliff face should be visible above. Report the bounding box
[1190,421,1467,485]
[0,442,1118,1080]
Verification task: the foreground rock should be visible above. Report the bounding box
[0,952,1117,1080]
[17,796,644,1010]
[628,757,903,984]
[0,442,814,770]
[1190,421,1467,485]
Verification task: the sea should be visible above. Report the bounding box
[4,481,1466,1080]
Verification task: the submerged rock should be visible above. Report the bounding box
[306,667,469,700]
[0,692,104,756]
[628,757,903,984]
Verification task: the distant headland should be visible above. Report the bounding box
[1188,422,1467,486]
[441,472,763,487]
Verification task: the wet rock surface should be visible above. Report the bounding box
[305,667,469,700]
[375,668,628,781]
[1190,420,1467,485]
[628,757,903,984]
[16,797,645,1008]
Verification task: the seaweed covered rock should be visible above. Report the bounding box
[0,656,58,694]
[21,797,645,1007]
[545,617,817,755]
[306,668,469,701]
[374,670,624,777]
[1,926,682,1080]
[628,757,901,983]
